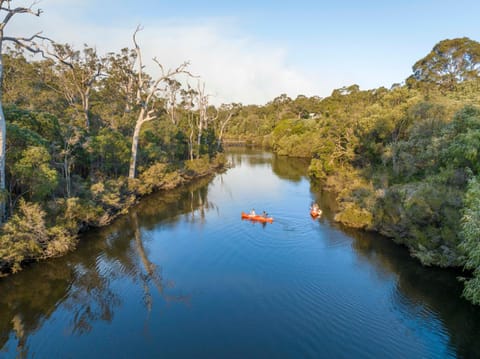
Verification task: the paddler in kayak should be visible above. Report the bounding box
[310,203,322,217]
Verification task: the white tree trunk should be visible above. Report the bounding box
[129,115,144,179]
[128,108,145,178]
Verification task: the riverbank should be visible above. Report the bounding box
[2,148,479,359]
[0,154,228,276]
[266,145,471,292]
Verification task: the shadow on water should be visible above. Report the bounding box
[312,187,480,358]
[0,175,215,358]
[351,228,480,358]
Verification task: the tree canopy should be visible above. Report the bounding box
[413,37,480,90]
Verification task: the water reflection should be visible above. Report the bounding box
[0,176,214,358]
[346,227,480,358]
[313,184,480,357]
[227,147,273,168]
[1,151,480,358]
[271,155,310,182]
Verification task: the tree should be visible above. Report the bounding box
[460,176,480,304]
[95,48,138,132]
[215,103,239,150]
[413,37,480,90]
[165,78,182,125]
[0,1,48,221]
[12,146,58,201]
[128,26,192,179]
[180,85,198,160]
[195,81,217,154]
[47,43,105,130]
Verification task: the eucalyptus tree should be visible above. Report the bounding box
[413,37,480,90]
[195,81,217,152]
[0,0,48,221]
[128,26,192,179]
[165,78,182,126]
[99,47,138,128]
[180,85,198,160]
[215,103,240,150]
[47,43,105,130]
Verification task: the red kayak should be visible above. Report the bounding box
[241,212,274,223]
[310,209,322,218]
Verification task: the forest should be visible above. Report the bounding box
[0,2,479,306]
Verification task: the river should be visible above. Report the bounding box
[1,149,479,358]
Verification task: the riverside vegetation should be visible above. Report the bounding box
[0,20,228,275]
[0,4,479,305]
[221,37,480,305]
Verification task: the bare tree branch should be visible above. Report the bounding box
[1,1,42,28]
[3,32,52,57]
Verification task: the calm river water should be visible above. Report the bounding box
[1,149,480,358]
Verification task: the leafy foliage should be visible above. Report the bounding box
[0,46,226,274]
[460,177,480,304]
[413,37,480,90]
[2,33,480,305]
[0,200,49,273]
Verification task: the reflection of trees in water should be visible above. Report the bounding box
[0,176,214,357]
[227,148,310,182]
[227,147,273,168]
[271,155,310,182]
[133,175,215,229]
[339,225,480,358]
[132,211,190,313]
[216,174,234,202]
[0,233,123,356]
[186,184,217,225]
[310,187,480,357]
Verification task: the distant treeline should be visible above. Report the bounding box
[221,37,480,305]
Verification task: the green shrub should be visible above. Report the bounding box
[334,202,373,229]
[137,163,169,195]
[0,200,48,272]
[308,158,333,181]
[185,155,211,176]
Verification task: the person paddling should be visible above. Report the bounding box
[310,202,322,216]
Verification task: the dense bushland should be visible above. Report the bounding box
[0,46,228,274]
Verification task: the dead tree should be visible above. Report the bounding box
[215,103,239,150]
[165,78,182,125]
[128,26,193,179]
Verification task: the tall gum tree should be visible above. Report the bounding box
[128,26,192,179]
[0,0,48,221]
[47,43,105,130]
[413,37,480,90]
[195,81,216,153]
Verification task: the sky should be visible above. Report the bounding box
[9,0,480,105]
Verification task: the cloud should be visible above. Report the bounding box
[7,2,319,105]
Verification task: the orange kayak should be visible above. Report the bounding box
[241,212,274,223]
[310,209,322,218]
